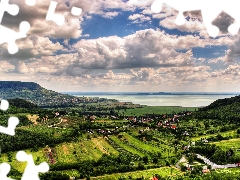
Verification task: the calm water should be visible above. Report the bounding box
[72,94,237,107]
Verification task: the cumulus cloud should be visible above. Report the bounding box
[224,38,240,62]
[128,14,151,23]
[0,35,63,60]
[160,16,204,32]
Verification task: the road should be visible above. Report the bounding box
[196,154,238,169]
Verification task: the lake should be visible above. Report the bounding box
[70,93,238,107]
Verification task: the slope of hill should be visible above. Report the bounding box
[200,95,240,111]
[0,81,81,107]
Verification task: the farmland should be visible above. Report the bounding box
[91,166,182,180]
[2,94,240,180]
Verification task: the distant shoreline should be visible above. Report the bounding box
[63,92,240,96]
[63,93,238,107]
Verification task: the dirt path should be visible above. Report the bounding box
[175,155,187,169]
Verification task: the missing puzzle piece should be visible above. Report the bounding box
[0,162,14,180]
[0,99,19,136]
[0,99,9,111]
[16,151,49,180]
[0,116,19,136]
[0,21,30,54]
[0,0,34,54]
[150,0,240,37]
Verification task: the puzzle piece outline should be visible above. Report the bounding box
[0,0,36,54]
[0,99,19,136]
[130,0,240,37]
[0,162,14,180]
[16,151,49,180]
[46,0,82,26]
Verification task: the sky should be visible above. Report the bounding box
[0,0,240,92]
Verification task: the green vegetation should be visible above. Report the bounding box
[3,82,240,179]
[91,166,182,180]
[119,106,197,116]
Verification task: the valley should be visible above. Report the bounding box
[1,82,240,179]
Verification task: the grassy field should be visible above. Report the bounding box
[0,137,119,173]
[55,137,119,163]
[119,106,197,116]
[212,138,240,153]
[0,148,48,173]
[191,130,238,141]
[121,132,161,153]
[109,135,145,157]
[91,166,182,180]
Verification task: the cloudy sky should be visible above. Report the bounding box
[0,0,240,92]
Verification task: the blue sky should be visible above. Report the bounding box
[0,0,240,92]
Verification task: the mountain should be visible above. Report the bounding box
[0,81,42,91]
[0,81,82,107]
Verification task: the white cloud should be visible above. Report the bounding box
[128,14,151,23]
[160,16,204,32]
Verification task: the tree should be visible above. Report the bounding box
[142,156,149,164]
[152,156,158,164]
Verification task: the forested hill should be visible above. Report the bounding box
[191,95,240,123]
[0,81,41,91]
[0,81,82,108]
[199,95,240,111]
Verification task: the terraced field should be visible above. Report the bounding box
[0,148,48,173]
[55,137,119,163]
[191,130,238,141]
[109,135,144,158]
[91,166,182,180]
[212,138,240,155]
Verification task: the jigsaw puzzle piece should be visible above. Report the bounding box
[0,99,9,111]
[0,116,19,136]
[46,1,65,26]
[0,162,14,180]
[224,2,240,35]
[151,0,202,25]
[201,7,220,37]
[0,0,19,23]
[0,21,30,54]
[16,151,49,180]
[25,0,37,6]
[71,6,82,16]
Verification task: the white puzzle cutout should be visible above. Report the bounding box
[16,151,49,180]
[0,0,36,54]
[46,0,82,25]
[0,163,14,180]
[130,0,240,37]
[0,99,19,136]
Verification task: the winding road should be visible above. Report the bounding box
[176,154,239,169]
[196,154,239,169]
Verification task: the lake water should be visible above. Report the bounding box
[71,93,238,107]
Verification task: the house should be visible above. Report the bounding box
[202,139,208,143]
[152,176,158,180]
[202,169,210,173]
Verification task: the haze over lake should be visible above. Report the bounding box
[68,92,239,107]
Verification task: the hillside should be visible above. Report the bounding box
[200,95,240,111]
[2,94,240,179]
[0,81,108,108]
